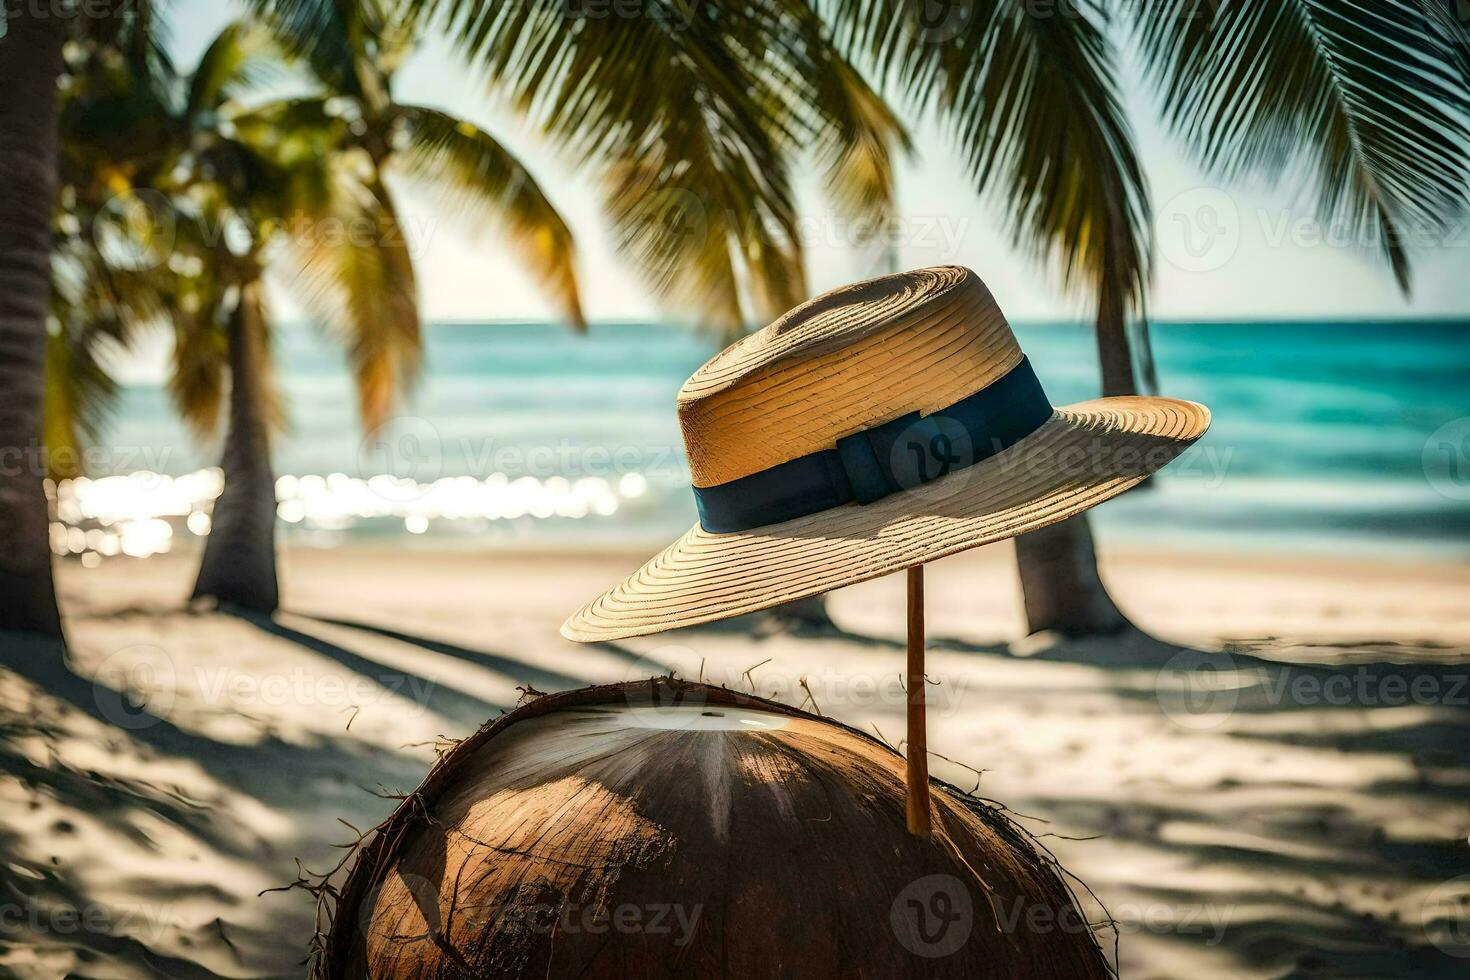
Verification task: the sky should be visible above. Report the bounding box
[164,2,1470,326]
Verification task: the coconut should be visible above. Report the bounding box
[316,680,1108,978]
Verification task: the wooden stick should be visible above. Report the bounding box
[905,564,931,838]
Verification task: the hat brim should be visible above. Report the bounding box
[562,395,1210,642]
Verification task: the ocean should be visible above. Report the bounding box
[71,318,1469,563]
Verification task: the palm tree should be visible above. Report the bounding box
[51,23,333,612]
[1037,0,1470,634]
[0,4,68,636]
[3,0,177,635]
[248,5,588,428]
[46,18,587,613]
[186,19,588,611]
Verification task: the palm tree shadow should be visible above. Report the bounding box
[678,614,915,650]
[1027,726,1470,976]
[678,613,1168,662]
[294,613,584,693]
[584,640,688,676]
[228,610,503,729]
[0,629,414,789]
[0,627,428,974]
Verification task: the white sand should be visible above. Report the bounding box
[0,542,1466,977]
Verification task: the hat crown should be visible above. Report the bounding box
[678,266,1024,488]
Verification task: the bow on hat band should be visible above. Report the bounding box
[692,357,1054,534]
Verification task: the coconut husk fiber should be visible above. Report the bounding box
[314,680,1110,978]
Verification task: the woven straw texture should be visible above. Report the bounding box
[564,267,1210,642]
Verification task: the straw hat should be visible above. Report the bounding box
[563,266,1209,642]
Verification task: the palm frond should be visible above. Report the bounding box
[1131,0,1470,292]
[811,53,912,240]
[169,308,229,440]
[186,21,281,121]
[395,105,585,330]
[769,0,912,257]
[431,0,806,338]
[43,323,122,482]
[288,158,421,432]
[823,0,1151,393]
[243,0,422,97]
[237,277,288,436]
[240,0,359,95]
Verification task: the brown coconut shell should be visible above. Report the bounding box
[316,680,1109,978]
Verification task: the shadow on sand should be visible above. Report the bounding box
[0,610,599,977]
[3,605,1468,976]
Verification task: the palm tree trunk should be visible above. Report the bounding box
[1013,516,1126,636]
[1093,286,1138,400]
[1013,280,1134,637]
[0,7,65,636]
[192,280,279,612]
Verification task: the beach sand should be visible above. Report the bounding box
[2,543,1468,977]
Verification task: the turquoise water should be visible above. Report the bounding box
[104,319,1470,560]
